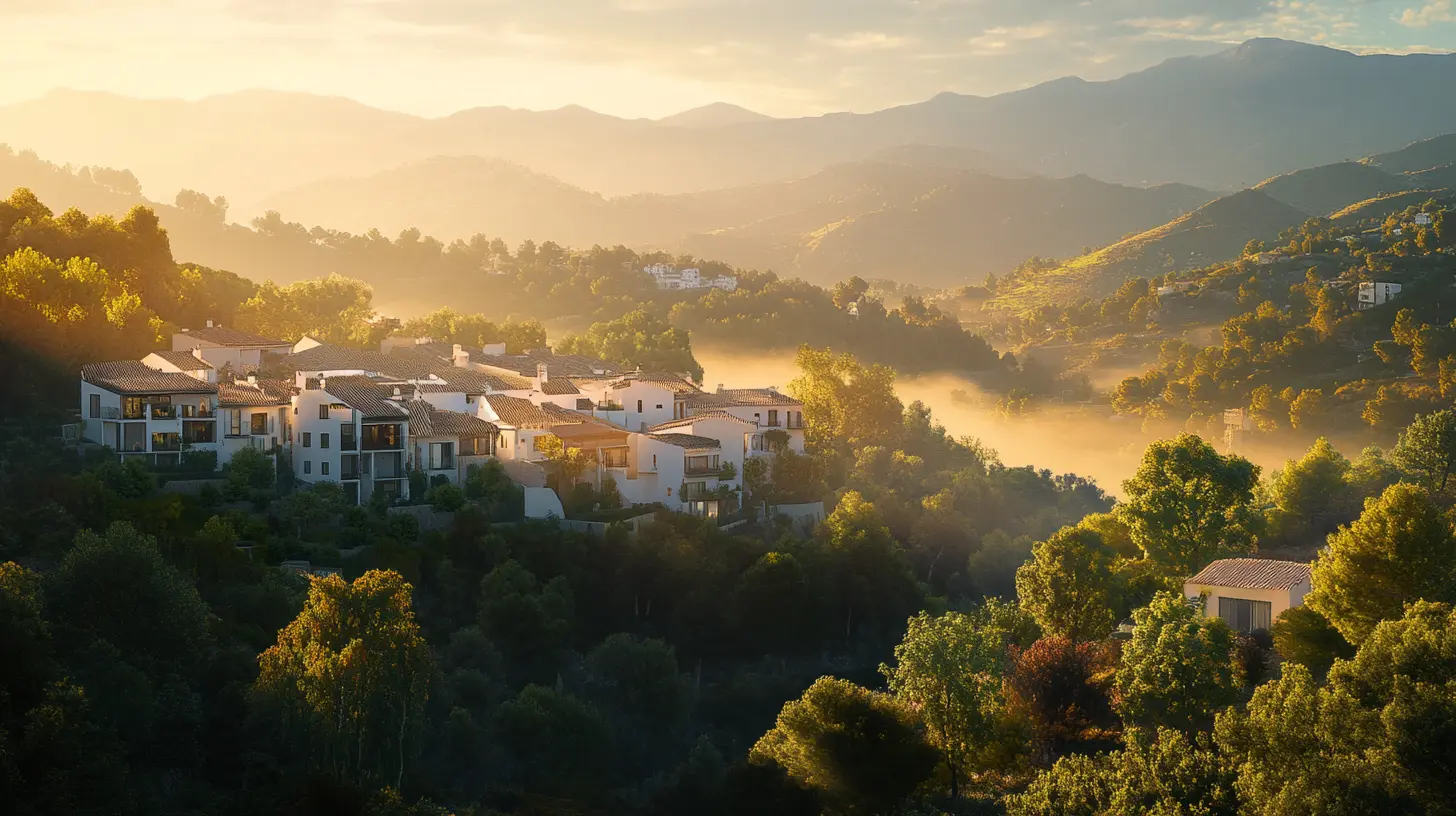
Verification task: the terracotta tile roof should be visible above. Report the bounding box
[286,344,395,374]
[218,378,296,407]
[648,411,754,432]
[407,401,498,438]
[384,348,534,393]
[686,388,800,408]
[480,351,621,378]
[82,360,218,395]
[147,350,214,370]
[175,325,289,347]
[649,433,722,450]
[609,372,702,396]
[1186,558,1312,590]
[318,375,408,421]
[483,394,582,430]
[539,378,581,396]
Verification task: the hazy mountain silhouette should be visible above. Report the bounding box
[658,103,773,128]
[3,38,1454,207]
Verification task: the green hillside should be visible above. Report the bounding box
[992,189,1307,312]
[1331,189,1451,225]
[1253,161,1407,216]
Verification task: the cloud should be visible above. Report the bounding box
[1399,0,1456,26]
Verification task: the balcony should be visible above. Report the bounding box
[148,404,178,420]
[684,464,721,477]
[99,406,121,420]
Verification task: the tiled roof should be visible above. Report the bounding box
[539,378,581,395]
[483,394,583,430]
[610,372,702,396]
[480,351,621,378]
[82,361,218,395]
[649,433,722,450]
[686,388,800,408]
[286,344,395,374]
[648,411,754,432]
[175,325,289,348]
[319,375,408,420]
[407,400,499,438]
[218,378,296,407]
[1186,558,1311,590]
[147,350,213,370]
[384,348,534,393]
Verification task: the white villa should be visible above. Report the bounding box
[643,263,738,293]
[78,330,801,516]
[1357,281,1402,310]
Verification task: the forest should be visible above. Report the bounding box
[5,188,1456,815]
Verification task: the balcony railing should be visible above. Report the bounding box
[685,464,720,477]
[99,406,121,420]
[341,436,357,452]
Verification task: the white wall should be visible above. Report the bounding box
[612,382,677,431]
[1183,580,1310,629]
[80,382,122,445]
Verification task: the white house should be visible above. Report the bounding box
[406,399,500,487]
[684,387,806,455]
[292,375,411,505]
[1414,213,1434,227]
[217,376,295,462]
[171,321,290,373]
[479,394,587,463]
[81,360,223,467]
[1357,281,1402,310]
[647,412,752,481]
[1183,558,1312,633]
[643,263,737,292]
[580,371,702,431]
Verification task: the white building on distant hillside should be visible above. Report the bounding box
[1357,281,1402,310]
[644,263,737,292]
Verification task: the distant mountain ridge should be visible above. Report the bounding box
[2,38,1454,207]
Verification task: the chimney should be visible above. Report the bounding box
[206,319,214,328]
[191,346,206,363]
[247,373,257,387]
[318,375,327,392]
[536,363,549,383]
[452,344,470,368]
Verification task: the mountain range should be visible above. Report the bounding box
[2,38,1454,211]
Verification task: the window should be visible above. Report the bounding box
[321,461,330,476]
[123,423,146,452]
[361,424,402,451]
[637,400,643,413]
[89,394,101,418]
[768,410,779,427]
[340,423,356,451]
[302,432,312,448]
[251,412,268,435]
[341,455,360,479]
[304,460,312,475]
[602,447,627,468]
[228,410,242,436]
[151,432,180,452]
[1218,597,1272,633]
[656,404,663,410]
[319,404,330,420]
[123,396,144,419]
[321,432,330,450]
[183,421,215,444]
[429,442,455,470]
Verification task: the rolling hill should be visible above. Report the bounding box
[1253,161,1409,217]
[3,39,1455,208]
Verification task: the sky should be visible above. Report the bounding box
[1,0,1454,119]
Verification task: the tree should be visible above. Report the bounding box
[1119,434,1262,575]
[1003,637,1119,764]
[750,676,937,815]
[1116,592,1241,732]
[533,434,592,493]
[1307,482,1456,645]
[788,347,904,454]
[491,684,613,795]
[478,560,572,678]
[1269,606,1355,678]
[1265,437,1357,543]
[174,189,228,223]
[1392,409,1456,494]
[254,570,432,789]
[583,634,693,777]
[880,611,1006,798]
[817,492,921,642]
[1015,527,1118,642]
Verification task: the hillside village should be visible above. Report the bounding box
[77,322,804,520]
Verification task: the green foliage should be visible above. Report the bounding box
[557,309,704,382]
[789,346,904,454]
[1120,434,1262,575]
[491,684,613,796]
[478,560,572,679]
[1269,605,1355,677]
[1264,437,1358,544]
[880,611,1009,798]
[750,676,938,815]
[235,274,377,345]
[1004,637,1119,763]
[1392,409,1456,494]
[398,307,545,353]
[1308,482,1456,645]
[1116,592,1241,732]
[1016,526,1118,642]
[255,570,432,789]
[224,445,275,498]
[818,491,922,643]
[422,482,465,512]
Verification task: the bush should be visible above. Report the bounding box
[425,483,466,512]
[1270,606,1354,677]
